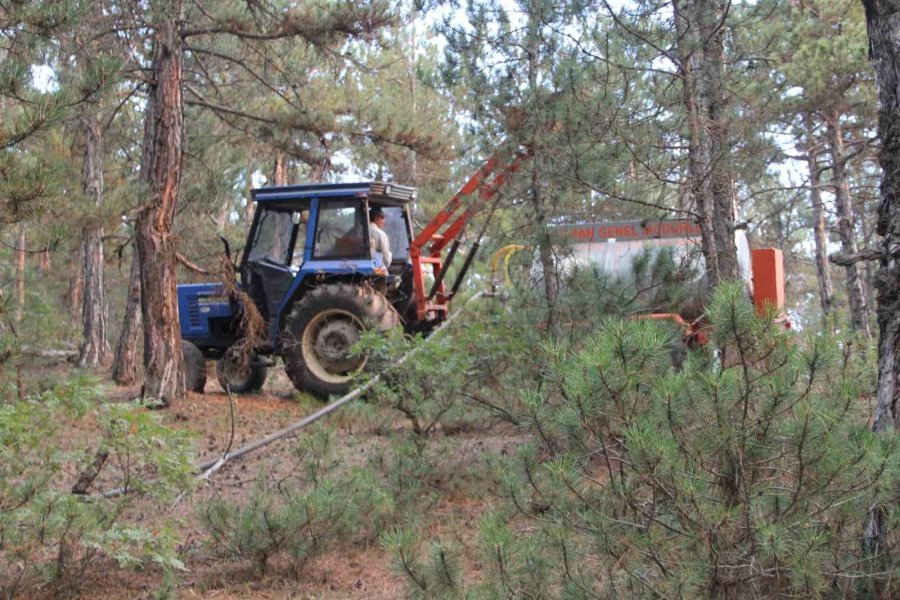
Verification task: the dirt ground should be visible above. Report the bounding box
[21,364,523,600]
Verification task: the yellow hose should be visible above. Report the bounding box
[490,244,526,287]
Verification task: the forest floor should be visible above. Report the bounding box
[26,363,524,600]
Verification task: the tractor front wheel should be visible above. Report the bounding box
[283,283,399,399]
[216,345,268,394]
[182,340,207,393]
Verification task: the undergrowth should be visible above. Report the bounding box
[0,377,195,599]
[385,283,900,599]
[199,425,393,576]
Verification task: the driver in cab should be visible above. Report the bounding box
[369,206,392,275]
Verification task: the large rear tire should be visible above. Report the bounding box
[283,283,400,399]
[216,345,268,394]
[182,340,207,393]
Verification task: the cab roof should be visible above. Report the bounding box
[251,181,417,206]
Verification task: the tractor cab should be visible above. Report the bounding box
[242,182,418,339]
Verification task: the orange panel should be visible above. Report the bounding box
[751,248,785,315]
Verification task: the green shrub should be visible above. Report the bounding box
[199,425,393,575]
[358,306,539,436]
[388,283,900,598]
[379,527,465,599]
[0,377,195,598]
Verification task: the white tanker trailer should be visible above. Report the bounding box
[526,219,786,341]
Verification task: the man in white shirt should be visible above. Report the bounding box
[369,206,392,273]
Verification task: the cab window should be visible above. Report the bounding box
[381,206,409,261]
[313,200,368,259]
[247,209,293,264]
[246,205,310,267]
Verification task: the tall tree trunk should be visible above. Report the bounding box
[245,162,256,225]
[674,0,738,287]
[38,247,50,270]
[67,243,83,319]
[525,9,558,332]
[860,1,900,567]
[135,3,185,405]
[214,201,229,232]
[272,150,288,185]
[77,111,109,367]
[826,115,871,337]
[309,154,329,182]
[15,224,25,323]
[111,248,141,385]
[862,207,880,313]
[862,0,900,434]
[804,112,834,324]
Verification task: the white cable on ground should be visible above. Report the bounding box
[95,290,487,499]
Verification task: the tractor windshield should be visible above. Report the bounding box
[247,207,308,267]
[248,209,293,264]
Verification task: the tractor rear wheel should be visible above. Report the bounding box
[283,283,400,399]
[182,340,207,393]
[216,345,267,394]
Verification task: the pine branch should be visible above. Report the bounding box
[180,3,396,46]
[175,252,210,275]
[829,248,885,266]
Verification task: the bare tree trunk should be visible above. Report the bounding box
[525,11,558,332]
[111,248,141,385]
[827,115,871,337]
[135,2,185,405]
[860,1,900,567]
[408,5,418,186]
[245,162,256,225]
[862,0,900,434]
[862,206,879,313]
[272,150,288,185]
[77,110,109,367]
[674,0,738,287]
[214,201,229,232]
[67,243,83,319]
[15,224,25,323]
[38,247,50,270]
[804,112,834,324]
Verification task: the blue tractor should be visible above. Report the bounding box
[178,153,528,398]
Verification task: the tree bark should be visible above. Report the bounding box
[803,112,835,325]
[66,243,83,320]
[272,150,288,185]
[111,247,142,385]
[862,0,900,433]
[38,247,50,270]
[245,162,256,225]
[673,0,739,287]
[525,10,558,332]
[826,114,871,337]
[15,224,25,323]
[135,2,186,405]
[77,110,109,367]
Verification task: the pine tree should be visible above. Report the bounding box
[71,4,121,368]
[861,0,900,433]
[0,2,75,225]
[778,0,876,335]
[672,0,740,286]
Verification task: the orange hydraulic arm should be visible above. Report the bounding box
[409,148,530,324]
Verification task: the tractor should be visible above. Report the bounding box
[178,152,529,398]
